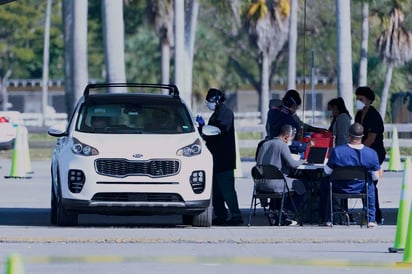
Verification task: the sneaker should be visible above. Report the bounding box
[319,221,333,227]
[367,222,378,228]
[225,217,244,226]
[280,215,298,226]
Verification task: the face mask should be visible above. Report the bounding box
[206,101,216,111]
[287,139,292,146]
[356,100,365,110]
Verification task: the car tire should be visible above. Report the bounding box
[190,203,212,227]
[50,184,57,225]
[182,214,194,226]
[56,200,78,227]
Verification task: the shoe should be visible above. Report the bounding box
[282,218,298,226]
[280,215,298,226]
[319,221,332,227]
[267,211,278,226]
[225,217,244,226]
[367,222,378,228]
[212,218,226,226]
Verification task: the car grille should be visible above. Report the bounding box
[91,192,184,203]
[95,159,180,178]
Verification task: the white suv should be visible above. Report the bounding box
[48,83,213,226]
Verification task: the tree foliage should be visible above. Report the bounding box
[0,0,411,107]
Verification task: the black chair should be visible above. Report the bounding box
[329,166,369,227]
[248,165,301,226]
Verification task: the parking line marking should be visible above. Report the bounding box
[23,255,412,269]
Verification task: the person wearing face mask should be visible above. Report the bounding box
[255,124,306,225]
[354,86,386,224]
[196,88,243,226]
[327,97,352,146]
[266,89,302,140]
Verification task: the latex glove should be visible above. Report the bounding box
[196,115,205,126]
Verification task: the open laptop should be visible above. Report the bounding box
[306,147,328,164]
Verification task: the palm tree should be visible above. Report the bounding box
[150,0,174,87]
[174,0,199,107]
[102,0,126,90]
[245,0,290,126]
[335,0,354,117]
[287,0,297,90]
[376,2,412,120]
[63,0,88,115]
[358,0,371,87]
[41,0,52,126]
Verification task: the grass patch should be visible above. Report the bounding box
[0,148,53,160]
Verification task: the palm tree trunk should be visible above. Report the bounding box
[174,0,185,99]
[63,0,74,115]
[42,0,52,126]
[73,0,88,100]
[358,1,369,87]
[335,0,354,116]
[1,69,11,111]
[379,63,393,121]
[161,41,170,87]
[102,0,126,90]
[287,0,298,90]
[260,52,270,127]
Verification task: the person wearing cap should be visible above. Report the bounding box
[265,90,327,155]
[266,89,302,140]
[355,86,386,224]
[196,88,243,226]
[318,123,382,228]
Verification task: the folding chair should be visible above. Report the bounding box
[329,166,369,227]
[248,165,301,226]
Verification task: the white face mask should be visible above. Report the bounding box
[206,101,216,111]
[287,139,292,146]
[356,100,365,110]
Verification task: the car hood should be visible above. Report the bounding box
[71,132,204,159]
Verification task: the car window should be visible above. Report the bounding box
[76,101,195,134]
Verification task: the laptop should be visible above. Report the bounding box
[306,147,328,164]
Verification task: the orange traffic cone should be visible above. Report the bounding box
[389,158,412,253]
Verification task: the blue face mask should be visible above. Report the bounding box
[206,101,216,111]
[356,100,365,110]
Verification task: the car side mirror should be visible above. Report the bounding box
[202,125,221,136]
[48,123,68,137]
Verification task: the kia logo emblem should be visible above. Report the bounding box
[132,154,143,158]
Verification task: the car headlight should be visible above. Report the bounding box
[71,137,99,156]
[177,138,202,157]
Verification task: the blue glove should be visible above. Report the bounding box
[196,115,205,126]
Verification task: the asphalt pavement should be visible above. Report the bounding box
[1,158,412,273]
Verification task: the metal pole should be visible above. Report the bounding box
[311,49,316,124]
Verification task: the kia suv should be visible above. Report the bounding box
[48,83,213,227]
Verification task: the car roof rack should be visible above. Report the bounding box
[83,83,180,98]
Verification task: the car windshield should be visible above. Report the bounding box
[76,101,195,134]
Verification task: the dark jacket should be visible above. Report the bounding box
[204,104,236,173]
[355,106,386,164]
